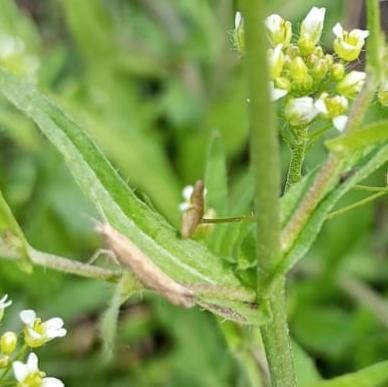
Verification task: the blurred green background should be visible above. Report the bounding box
[0,0,387,386]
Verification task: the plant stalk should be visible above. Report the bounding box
[285,126,308,192]
[241,0,296,385]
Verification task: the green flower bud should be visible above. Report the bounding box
[275,77,291,91]
[377,81,388,107]
[265,14,292,47]
[312,59,329,81]
[298,33,315,56]
[0,331,18,355]
[313,46,325,58]
[337,71,366,99]
[331,63,345,81]
[285,44,300,59]
[0,355,9,369]
[289,56,308,81]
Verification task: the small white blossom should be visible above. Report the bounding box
[284,97,319,126]
[265,14,292,47]
[0,294,12,321]
[20,310,66,348]
[13,352,64,387]
[336,71,366,98]
[333,23,369,61]
[315,93,349,131]
[300,7,326,46]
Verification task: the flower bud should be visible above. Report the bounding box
[331,63,345,81]
[284,97,319,126]
[298,7,326,55]
[289,56,308,81]
[377,81,388,107]
[268,44,284,80]
[312,59,329,81]
[333,23,369,62]
[234,12,244,53]
[0,355,9,368]
[336,71,366,99]
[0,331,17,354]
[265,14,292,47]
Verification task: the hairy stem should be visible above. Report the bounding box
[241,0,296,385]
[285,126,308,192]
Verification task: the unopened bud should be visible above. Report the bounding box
[0,355,9,368]
[336,71,366,99]
[265,14,292,47]
[0,331,17,355]
[377,81,388,107]
[268,44,284,80]
[331,63,345,81]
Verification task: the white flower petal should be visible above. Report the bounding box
[0,294,12,308]
[333,22,344,37]
[20,309,36,325]
[46,328,67,339]
[301,7,326,44]
[26,352,39,372]
[42,377,65,387]
[333,115,348,131]
[235,12,242,29]
[182,185,194,200]
[352,28,370,40]
[315,98,328,114]
[265,14,282,33]
[13,361,29,382]
[43,318,64,331]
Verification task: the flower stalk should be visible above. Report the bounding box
[241,0,296,385]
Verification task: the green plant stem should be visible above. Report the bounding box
[326,191,387,220]
[241,0,296,385]
[285,126,308,192]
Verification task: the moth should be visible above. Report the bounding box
[95,222,195,308]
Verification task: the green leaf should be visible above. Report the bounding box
[305,360,388,387]
[276,142,388,277]
[0,69,267,325]
[204,131,228,215]
[326,121,388,153]
[100,272,140,361]
[0,186,32,272]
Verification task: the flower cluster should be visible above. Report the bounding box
[234,7,369,131]
[0,294,66,386]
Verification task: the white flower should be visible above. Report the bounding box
[235,12,242,29]
[284,97,319,126]
[333,23,369,61]
[336,71,366,98]
[0,294,12,321]
[300,7,326,45]
[268,44,284,80]
[270,81,288,101]
[265,14,292,46]
[20,310,66,348]
[13,352,64,387]
[315,93,349,131]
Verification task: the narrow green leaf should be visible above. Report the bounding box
[0,70,265,325]
[326,121,388,153]
[305,360,388,387]
[204,131,229,215]
[0,186,32,272]
[100,272,140,361]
